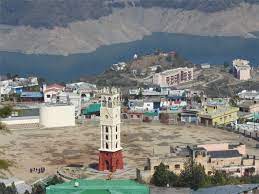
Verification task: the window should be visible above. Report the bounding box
[116,126,118,132]
[106,143,109,149]
[47,94,51,98]
[106,135,108,140]
[116,143,118,148]
[106,126,109,133]
[116,135,118,139]
[175,164,180,169]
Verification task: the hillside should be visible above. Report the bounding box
[1,0,259,55]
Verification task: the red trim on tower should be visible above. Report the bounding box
[99,150,124,172]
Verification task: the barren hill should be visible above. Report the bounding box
[1,0,259,55]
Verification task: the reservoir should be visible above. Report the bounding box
[0,32,258,82]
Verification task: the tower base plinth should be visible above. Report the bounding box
[98,150,123,172]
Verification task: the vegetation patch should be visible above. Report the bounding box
[0,159,11,170]
[152,161,259,190]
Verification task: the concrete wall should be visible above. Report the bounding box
[198,143,229,151]
[1,116,39,125]
[40,105,75,128]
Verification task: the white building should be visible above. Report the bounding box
[57,92,81,116]
[43,83,65,103]
[40,104,75,128]
[238,90,259,100]
[233,59,251,80]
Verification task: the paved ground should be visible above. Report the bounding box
[0,121,259,184]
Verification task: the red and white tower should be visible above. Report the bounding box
[98,87,124,172]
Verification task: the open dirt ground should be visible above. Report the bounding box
[0,121,259,184]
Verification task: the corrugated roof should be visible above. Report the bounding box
[144,112,158,117]
[208,150,241,159]
[21,92,43,98]
[83,103,101,115]
[46,179,149,194]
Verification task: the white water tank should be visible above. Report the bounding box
[40,104,75,128]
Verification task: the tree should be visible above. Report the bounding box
[152,163,171,187]
[0,182,18,194]
[0,106,13,118]
[168,171,178,187]
[32,184,45,194]
[155,66,162,73]
[193,95,202,103]
[211,170,227,185]
[178,159,208,190]
[123,96,129,107]
[46,175,64,186]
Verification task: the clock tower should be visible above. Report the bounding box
[98,87,124,172]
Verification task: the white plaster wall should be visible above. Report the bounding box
[40,105,75,128]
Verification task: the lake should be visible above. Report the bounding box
[0,32,258,82]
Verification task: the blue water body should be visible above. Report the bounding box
[0,32,258,82]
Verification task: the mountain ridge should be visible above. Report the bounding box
[1,1,259,55]
[1,0,259,28]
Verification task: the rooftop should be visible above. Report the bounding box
[46,179,149,194]
[158,67,193,76]
[21,92,43,98]
[208,150,241,159]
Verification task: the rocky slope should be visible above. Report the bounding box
[1,1,259,55]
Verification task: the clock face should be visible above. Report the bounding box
[105,115,109,119]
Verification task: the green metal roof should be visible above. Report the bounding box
[83,103,101,115]
[144,112,158,117]
[46,179,150,194]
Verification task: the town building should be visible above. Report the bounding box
[138,143,259,183]
[43,83,65,103]
[233,59,251,80]
[199,100,239,126]
[82,103,101,118]
[152,67,193,87]
[98,87,124,172]
[46,179,149,194]
[180,110,199,124]
[239,100,259,113]
[238,90,259,100]
[39,104,75,128]
[20,91,44,102]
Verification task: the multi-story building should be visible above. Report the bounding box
[153,67,193,87]
[199,100,239,126]
[233,59,251,80]
[138,143,259,183]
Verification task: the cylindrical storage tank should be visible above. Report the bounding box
[40,104,75,128]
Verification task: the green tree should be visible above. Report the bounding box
[0,106,13,118]
[178,159,208,190]
[168,171,178,187]
[211,170,227,185]
[32,184,45,194]
[152,163,170,187]
[46,175,64,186]
[155,66,162,73]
